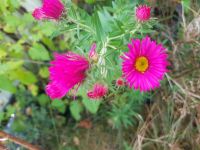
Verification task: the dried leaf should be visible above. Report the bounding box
[185,16,200,41]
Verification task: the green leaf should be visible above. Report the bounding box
[28,84,38,96]
[42,37,57,50]
[182,0,190,13]
[38,94,50,106]
[82,97,101,114]
[98,9,113,33]
[0,49,7,58]
[28,43,50,61]
[0,0,8,15]
[85,0,96,4]
[39,67,49,78]
[70,101,82,121]
[6,105,16,118]
[3,24,15,33]
[36,22,56,37]
[10,42,24,54]
[9,0,20,9]
[9,68,37,85]
[0,61,23,75]
[92,12,106,42]
[0,112,5,123]
[0,75,16,93]
[11,118,27,132]
[51,100,66,113]
[4,14,20,29]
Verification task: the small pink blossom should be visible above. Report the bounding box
[32,0,64,20]
[46,52,89,99]
[121,36,169,92]
[135,5,151,22]
[87,84,108,100]
[116,78,125,87]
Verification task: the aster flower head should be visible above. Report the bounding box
[121,36,169,92]
[46,52,89,99]
[87,84,108,100]
[32,0,64,20]
[116,78,125,87]
[135,5,151,22]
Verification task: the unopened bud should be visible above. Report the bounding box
[89,43,98,63]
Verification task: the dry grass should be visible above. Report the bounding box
[129,3,200,150]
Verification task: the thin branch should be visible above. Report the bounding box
[67,16,95,34]
[0,131,41,150]
[2,58,49,65]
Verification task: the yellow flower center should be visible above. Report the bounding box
[135,56,149,73]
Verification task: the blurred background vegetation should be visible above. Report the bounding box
[0,0,200,150]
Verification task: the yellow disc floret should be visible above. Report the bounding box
[135,56,149,73]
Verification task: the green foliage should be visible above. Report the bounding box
[38,94,50,106]
[123,142,132,150]
[0,61,23,75]
[70,101,83,120]
[28,43,50,61]
[82,98,101,114]
[10,68,37,85]
[6,105,16,118]
[182,0,191,13]
[0,75,16,93]
[0,112,4,124]
[39,67,49,78]
[51,100,66,113]
[109,90,145,129]
[85,0,96,4]
[11,117,27,132]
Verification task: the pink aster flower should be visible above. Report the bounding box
[116,78,125,87]
[32,0,64,20]
[46,52,89,99]
[121,36,169,92]
[87,84,108,100]
[135,5,151,22]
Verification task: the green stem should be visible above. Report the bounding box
[130,23,141,35]
[2,58,49,65]
[117,127,123,149]
[67,16,95,34]
[49,107,60,150]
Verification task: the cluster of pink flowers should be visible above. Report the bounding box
[45,43,107,100]
[32,1,169,100]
